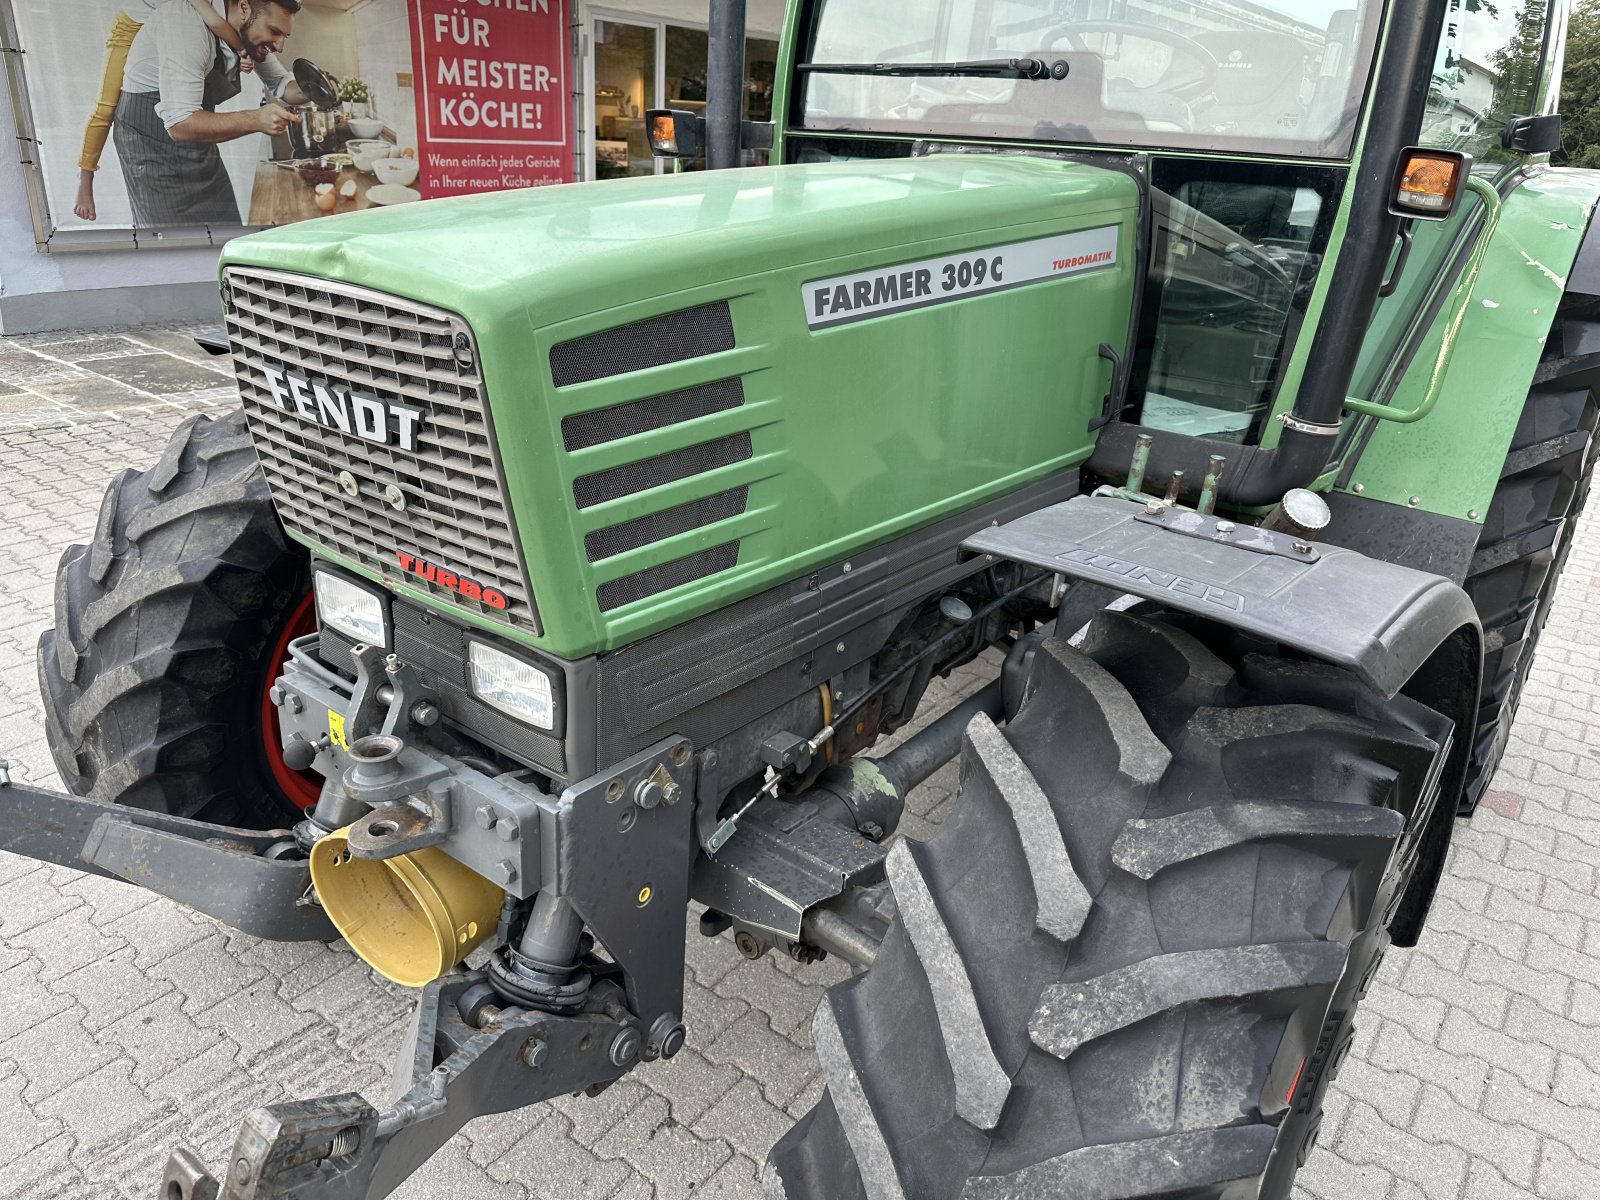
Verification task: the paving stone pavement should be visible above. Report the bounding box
[0,323,1597,1199]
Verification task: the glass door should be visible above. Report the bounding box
[592,19,658,179]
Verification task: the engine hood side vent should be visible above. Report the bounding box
[550,301,735,387]
[556,301,761,616]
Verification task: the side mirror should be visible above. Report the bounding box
[1501,113,1563,155]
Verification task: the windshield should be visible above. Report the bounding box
[798,0,1383,158]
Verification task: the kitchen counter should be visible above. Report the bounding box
[247,160,413,227]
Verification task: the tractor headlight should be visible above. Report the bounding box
[468,641,554,729]
[314,572,388,647]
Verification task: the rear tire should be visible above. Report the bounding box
[1459,296,1600,811]
[38,410,310,826]
[767,609,1451,1200]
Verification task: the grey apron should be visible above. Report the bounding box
[113,36,242,227]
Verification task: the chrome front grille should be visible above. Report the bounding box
[224,267,537,631]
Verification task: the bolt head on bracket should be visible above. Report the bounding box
[609,1027,642,1067]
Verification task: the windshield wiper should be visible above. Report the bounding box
[795,57,1071,80]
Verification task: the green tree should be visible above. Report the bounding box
[1558,0,1600,167]
[1488,0,1548,115]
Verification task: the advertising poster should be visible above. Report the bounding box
[5,0,573,234]
[408,0,572,197]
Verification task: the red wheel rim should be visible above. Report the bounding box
[261,589,322,810]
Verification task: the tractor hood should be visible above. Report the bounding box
[222,155,1135,328]
[219,155,1141,657]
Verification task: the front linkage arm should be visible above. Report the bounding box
[0,762,335,943]
[161,971,641,1200]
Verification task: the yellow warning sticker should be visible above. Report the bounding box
[328,710,349,750]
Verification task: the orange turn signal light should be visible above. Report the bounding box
[649,114,679,155]
[645,108,702,159]
[1390,148,1472,220]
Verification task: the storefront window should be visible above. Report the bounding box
[594,20,658,179]
[665,25,710,171]
[590,17,782,177]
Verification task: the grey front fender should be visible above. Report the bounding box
[966,495,1481,700]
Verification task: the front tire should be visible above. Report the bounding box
[38,409,310,826]
[768,609,1451,1200]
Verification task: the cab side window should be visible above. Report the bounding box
[1420,0,1552,165]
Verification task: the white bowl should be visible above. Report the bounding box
[347,117,383,139]
[372,156,419,187]
[367,184,421,206]
[347,139,388,172]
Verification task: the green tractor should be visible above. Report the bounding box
[4,0,1595,1196]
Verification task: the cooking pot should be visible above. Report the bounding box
[285,57,343,158]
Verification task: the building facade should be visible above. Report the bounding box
[0,0,784,335]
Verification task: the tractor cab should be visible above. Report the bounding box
[722,0,1565,506]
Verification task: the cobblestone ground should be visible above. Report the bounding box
[0,325,1597,1200]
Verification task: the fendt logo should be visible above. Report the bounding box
[396,551,509,610]
[261,365,427,453]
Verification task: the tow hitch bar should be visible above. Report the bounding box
[0,762,335,942]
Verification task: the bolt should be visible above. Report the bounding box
[338,470,360,497]
[1215,520,1235,535]
[649,1014,687,1060]
[494,860,517,885]
[410,701,439,727]
[1408,496,1421,507]
[521,1037,549,1069]
[1468,509,1480,520]
[495,820,519,842]
[1352,482,1364,494]
[835,642,846,654]
[385,653,402,675]
[1164,468,1185,505]
[634,779,664,809]
[733,930,765,959]
[474,805,498,829]
[1292,541,1313,555]
[842,562,852,573]
[609,1027,643,1067]
[859,821,884,840]
[383,483,408,512]
[331,1126,362,1157]
[285,693,304,715]
[661,779,682,805]
[269,685,284,706]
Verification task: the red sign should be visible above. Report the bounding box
[407,0,572,198]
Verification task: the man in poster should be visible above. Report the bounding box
[115,0,309,227]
